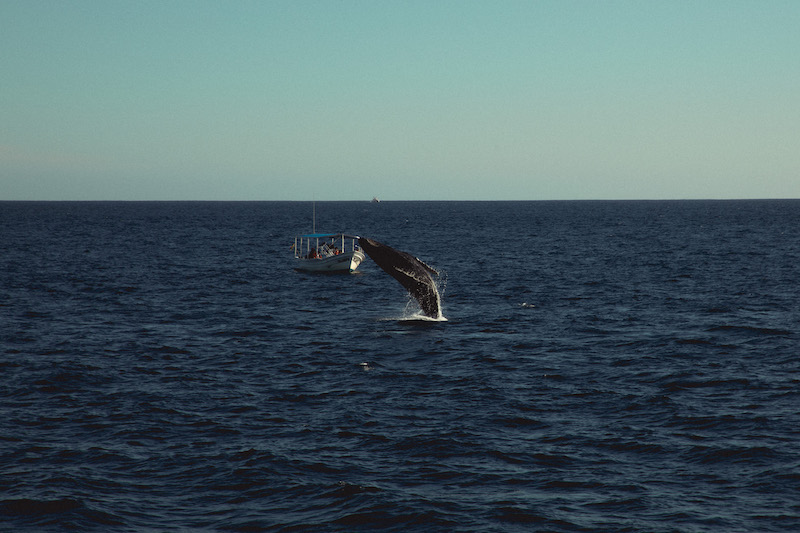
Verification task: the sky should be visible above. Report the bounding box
[1,0,799,201]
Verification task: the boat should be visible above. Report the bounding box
[293,233,365,273]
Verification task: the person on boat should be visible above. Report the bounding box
[308,248,318,259]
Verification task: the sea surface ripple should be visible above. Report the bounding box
[1,200,799,531]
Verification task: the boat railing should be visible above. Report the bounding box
[294,234,360,259]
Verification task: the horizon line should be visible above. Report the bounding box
[2,197,799,203]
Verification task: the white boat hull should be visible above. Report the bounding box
[295,250,365,273]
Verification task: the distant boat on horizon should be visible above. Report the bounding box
[372,197,380,203]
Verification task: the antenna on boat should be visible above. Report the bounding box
[312,200,316,234]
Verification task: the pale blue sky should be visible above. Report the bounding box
[2,0,798,200]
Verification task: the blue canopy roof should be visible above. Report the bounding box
[297,233,359,239]
[299,233,338,238]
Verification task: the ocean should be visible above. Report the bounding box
[1,200,799,532]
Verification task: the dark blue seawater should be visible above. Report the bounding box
[2,200,799,532]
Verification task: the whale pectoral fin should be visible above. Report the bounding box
[359,237,443,319]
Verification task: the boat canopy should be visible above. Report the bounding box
[297,233,359,239]
[299,233,338,239]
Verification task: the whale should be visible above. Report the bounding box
[358,237,442,319]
